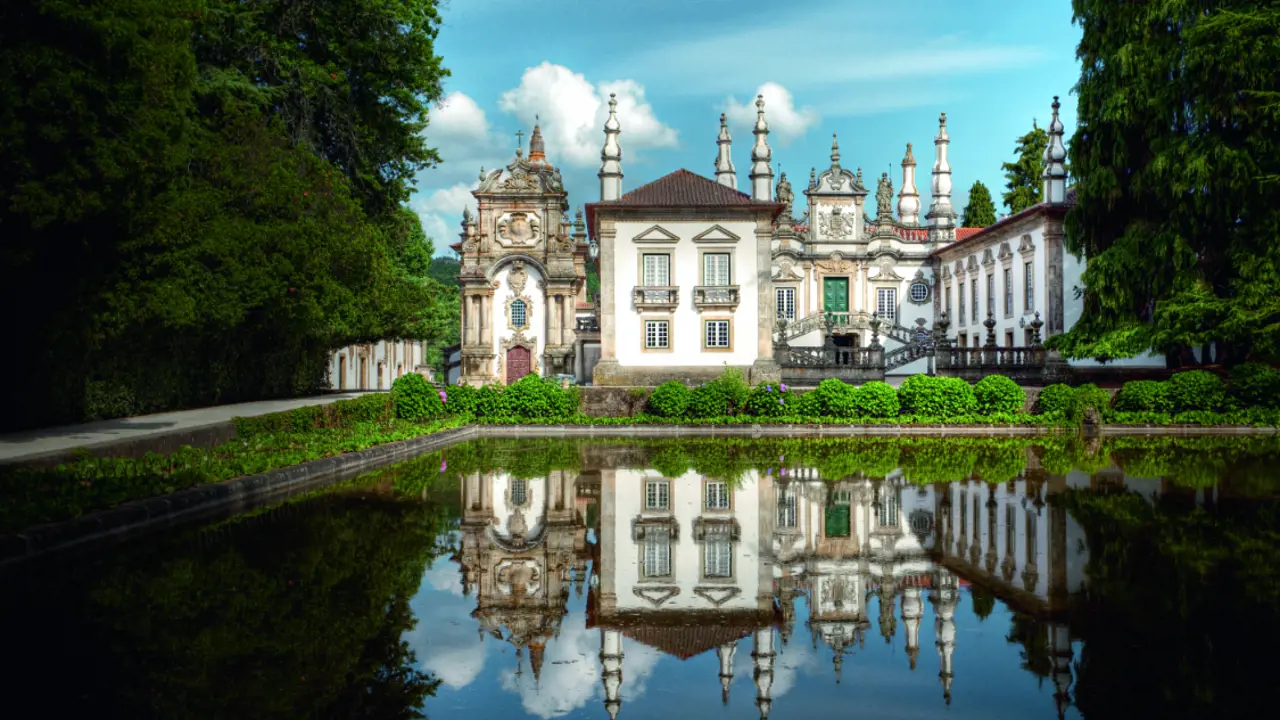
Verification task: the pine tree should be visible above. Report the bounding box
[1001,121,1048,214]
[1054,1,1280,365]
[961,180,998,227]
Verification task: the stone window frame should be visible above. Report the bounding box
[775,285,798,321]
[875,285,899,324]
[970,277,980,324]
[641,315,673,353]
[907,279,931,304]
[943,283,953,319]
[986,272,995,319]
[702,316,733,352]
[638,251,674,287]
[644,478,673,513]
[701,535,735,583]
[637,524,676,582]
[1024,260,1035,314]
[509,298,529,330]
[703,478,734,513]
[698,247,735,287]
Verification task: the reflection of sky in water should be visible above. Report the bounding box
[404,554,1081,720]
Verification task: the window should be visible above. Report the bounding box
[644,320,669,349]
[1024,262,1034,311]
[971,278,979,322]
[510,299,528,329]
[511,478,527,507]
[704,539,732,578]
[642,528,671,578]
[776,287,796,320]
[645,481,670,511]
[705,320,730,349]
[1005,330,1014,348]
[944,285,952,316]
[642,254,670,286]
[705,482,730,510]
[1004,267,1014,316]
[703,253,731,286]
[876,288,897,322]
[958,286,966,325]
[876,489,900,527]
[986,273,995,317]
[778,490,797,528]
[909,280,930,303]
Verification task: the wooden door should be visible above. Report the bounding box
[506,346,532,384]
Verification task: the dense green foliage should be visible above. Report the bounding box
[1034,383,1076,415]
[1166,369,1229,413]
[973,375,1026,415]
[810,378,859,417]
[1001,120,1056,214]
[744,382,796,417]
[1113,379,1172,413]
[0,0,455,430]
[960,180,998,227]
[1,489,449,717]
[391,372,445,421]
[686,368,751,418]
[898,375,977,418]
[1228,362,1280,408]
[853,381,901,418]
[647,381,692,418]
[1055,1,1280,364]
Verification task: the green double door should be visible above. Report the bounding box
[823,277,849,317]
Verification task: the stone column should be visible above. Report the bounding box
[594,221,623,384]
[803,261,813,316]
[547,294,559,346]
[480,294,492,346]
[750,218,781,385]
[1044,218,1065,338]
[563,293,575,345]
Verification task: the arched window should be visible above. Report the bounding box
[510,299,528,329]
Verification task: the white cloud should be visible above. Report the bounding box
[431,91,493,148]
[498,62,677,167]
[409,181,483,249]
[405,559,490,690]
[725,82,819,146]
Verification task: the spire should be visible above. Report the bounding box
[714,113,738,189]
[926,112,957,241]
[830,133,841,168]
[932,570,959,706]
[752,629,775,720]
[903,585,923,671]
[599,93,623,201]
[601,629,624,720]
[530,642,545,685]
[1042,96,1068,204]
[898,142,921,225]
[749,95,773,201]
[528,117,546,164]
[717,642,736,705]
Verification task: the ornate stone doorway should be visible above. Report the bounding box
[506,346,532,384]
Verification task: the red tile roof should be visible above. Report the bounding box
[931,188,1077,257]
[955,227,984,241]
[621,624,756,660]
[610,169,776,207]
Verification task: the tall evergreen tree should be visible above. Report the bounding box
[1054,1,1280,365]
[1001,121,1049,214]
[961,180,998,227]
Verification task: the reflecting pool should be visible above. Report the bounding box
[3,436,1278,719]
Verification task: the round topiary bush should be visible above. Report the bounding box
[647,381,691,418]
[1113,380,1172,413]
[1167,370,1227,413]
[898,375,976,418]
[853,381,900,418]
[391,372,444,421]
[745,382,794,417]
[810,378,858,417]
[1228,363,1280,409]
[445,382,479,416]
[973,375,1025,415]
[1034,384,1074,415]
[500,374,578,419]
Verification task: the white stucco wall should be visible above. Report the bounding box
[611,467,762,612]
[612,219,762,368]
[939,225,1047,350]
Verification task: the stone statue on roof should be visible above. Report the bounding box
[775,172,793,215]
[876,172,894,220]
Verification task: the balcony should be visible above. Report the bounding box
[693,285,740,310]
[633,286,679,311]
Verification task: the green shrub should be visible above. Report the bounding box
[789,390,822,418]
[1228,363,1280,409]
[687,368,751,418]
[853,381,900,418]
[1069,383,1112,422]
[745,382,795,417]
[474,384,506,417]
[898,375,976,418]
[1114,380,1172,413]
[1035,384,1075,415]
[391,373,444,421]
[648,381,691,418]
[810,378,858,417]
[500,374,579,419]
[973,375,1026,415]
[1167,370,1228,413]
[445,382,479,415]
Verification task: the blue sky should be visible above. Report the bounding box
[411,0,1084,255]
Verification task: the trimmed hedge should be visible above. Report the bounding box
[974,375,1026,415]
[391,373,445,421]
[853,381,900,418]
[899,375,976,418]
[647,381,691,418]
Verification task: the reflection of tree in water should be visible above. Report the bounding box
[1005,614,1052,679]
[970,585,996,621]
[1,491,452,718]
[1060,490,1280,718]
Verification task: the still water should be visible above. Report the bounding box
[3,436,1278,719]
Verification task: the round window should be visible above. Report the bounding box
[909,281,930,303]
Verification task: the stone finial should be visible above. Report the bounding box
[749,94,773,201]
[715,112,737,189]
[1042,95,1068,204]
[599,92,623,201]
[528,118,546,163]
[898,142,921,224]
[830,133,841,167]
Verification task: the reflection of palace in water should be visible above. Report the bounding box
[453,453,1127,719]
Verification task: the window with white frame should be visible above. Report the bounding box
[875,489,901,527]
[876,287,898,322]
[986,274,995,317]
[645,480,670,511]
[642,528,671,578]
[704,539,732,578]
[778,490,797,528]
[644,320,669,349]
[971,278,979,322]
[705,320,730,349]
[510,299,528,329]
[703,253,731,286]
[1004,267,1014,316]
[642,254,669,286]
[705,481,730,510]
[776,287,796,321]
[1024,261,1034,311]
[511,478,527,507]
[958,284,966,324]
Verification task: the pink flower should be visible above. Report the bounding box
[440,460,448,472]
[439,390,448,403]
